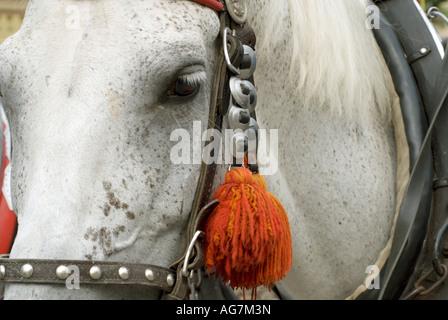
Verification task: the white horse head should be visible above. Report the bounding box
[0,0,403,300]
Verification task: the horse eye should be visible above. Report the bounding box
[165,70,206,99]
[166,78,200,98]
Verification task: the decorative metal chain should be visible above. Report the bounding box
[222,27,260,173]
[403,264,448,300]
[403,217,448,300]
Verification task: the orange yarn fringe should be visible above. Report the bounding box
[204,167,293,292]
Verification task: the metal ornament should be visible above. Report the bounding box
[225,0,247,24]
[118,267,130,280]
[56,265,71,280]
[20,264,34,279]
[239,45,257,80]
[89,266,102,280]
[227,105,251,132]
[167,274,175,288]
[145,269,155,282]
[223,31,260,168]
[230,132,248,161]
[229,77,257,112]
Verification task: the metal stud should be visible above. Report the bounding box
[89,266,102,280]
[167,274,175,288]
[56,265,71,280]
[225,0,248,24]
[0,265,5,279]
[20,264,34,279]
[118,267,130,280]
[145,269,154,282]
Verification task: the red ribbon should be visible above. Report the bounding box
[189,0,223,11]
[0,122,16,254]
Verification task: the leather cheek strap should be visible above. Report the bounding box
[162,53,229,300]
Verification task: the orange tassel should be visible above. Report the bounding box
[203,167,293,292]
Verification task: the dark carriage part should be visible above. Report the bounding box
[360,0,448,300]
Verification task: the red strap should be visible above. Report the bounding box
[0,122,16,254]
[0,192,15,254]
[190,0,223,11]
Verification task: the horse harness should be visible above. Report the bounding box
[0,0,260,300]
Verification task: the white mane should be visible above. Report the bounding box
[253,0,391,122]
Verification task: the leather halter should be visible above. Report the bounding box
[0,0,256,300]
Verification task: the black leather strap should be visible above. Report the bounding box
[378,34,448,300]
[367,7,434,300]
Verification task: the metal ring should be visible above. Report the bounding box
[414,264,448,297]
[402,286,425,300]
[428,7,448,25]
[182,231,205,278]
[223,28,241,75]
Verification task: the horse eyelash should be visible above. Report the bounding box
[163,70,206,100]
[177,70,207,86]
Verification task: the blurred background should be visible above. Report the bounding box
[0,0,27,42]
[428,0,448,36]
[0,1,446,41]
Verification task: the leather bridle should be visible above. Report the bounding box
[0,0,258,300]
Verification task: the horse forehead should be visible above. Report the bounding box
[13,0,221,74]
[26,0,219,36]
[1,0,220,103]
